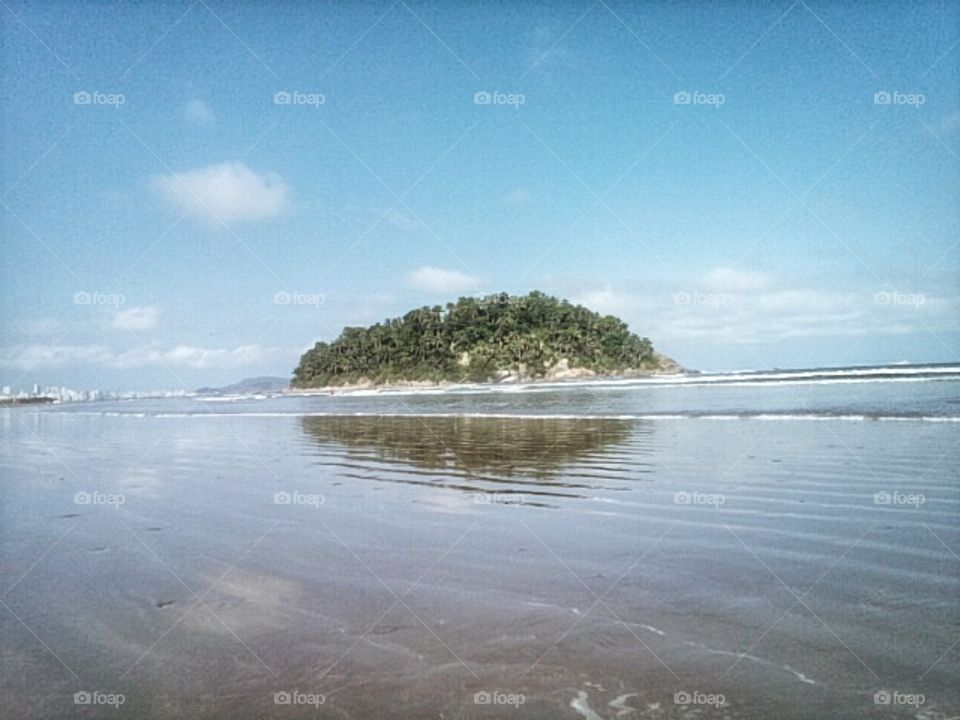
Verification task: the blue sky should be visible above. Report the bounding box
[1,0,958,390]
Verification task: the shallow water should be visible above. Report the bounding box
[2,371,958,718]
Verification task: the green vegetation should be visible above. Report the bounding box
[292,291,668,388]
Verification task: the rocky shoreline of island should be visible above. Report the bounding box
[284,353,690,395]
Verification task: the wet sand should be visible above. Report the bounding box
[1,413,958,718]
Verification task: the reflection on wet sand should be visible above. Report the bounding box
[301,415,634,475]
[6,409,958,719]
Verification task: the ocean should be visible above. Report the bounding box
[2,364,958,718]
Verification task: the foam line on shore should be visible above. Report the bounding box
[43,410,960,422]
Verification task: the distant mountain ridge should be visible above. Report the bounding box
[195,376,290,395]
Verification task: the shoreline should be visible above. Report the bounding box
[0,396,56,406]
[283,365,691,396]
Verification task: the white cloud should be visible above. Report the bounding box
[0,343,289,370]
[572,287,620,311]
[379,207,422,230]
[527,25,578,73]
[407,266,480,293]
[112,306,159,332]
[184,99,214,126]
[661,290,868,343]
[503,188,533,208]
[149,162,289,224]
[703,267,772,292]
[17,318,63,336]
[932,110,960,136]
[564,267,957,345]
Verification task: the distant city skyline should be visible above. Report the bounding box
[0,383,188,402]
[2,1,958,390]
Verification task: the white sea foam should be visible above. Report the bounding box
[681,639,818,686]
[191,394,269,401]
[570,691,605,720]
[320,364,960,396]
[636,624,668,636]
[42,410,960,422]
[608,693,639,716]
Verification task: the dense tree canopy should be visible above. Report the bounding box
[292,291,661,387]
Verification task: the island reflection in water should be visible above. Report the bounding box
[299,415,647,502]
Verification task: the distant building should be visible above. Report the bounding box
[0,384,187,403]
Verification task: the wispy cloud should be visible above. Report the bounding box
[184,99,214,127]
[378,207,422,230]
[149,162,289,224]
[407,266,480,293]
[503,188,533,208]
[112,306,159,331]
[703,267,772,292]
[0,343,290,370]
[16,318,63,337]
[566,266,957,344]
[525,24,580,75]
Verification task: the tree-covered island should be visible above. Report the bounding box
[292,291,682,388]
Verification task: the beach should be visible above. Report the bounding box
[2,369,958,718]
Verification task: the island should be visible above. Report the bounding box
[291,291,682,390]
